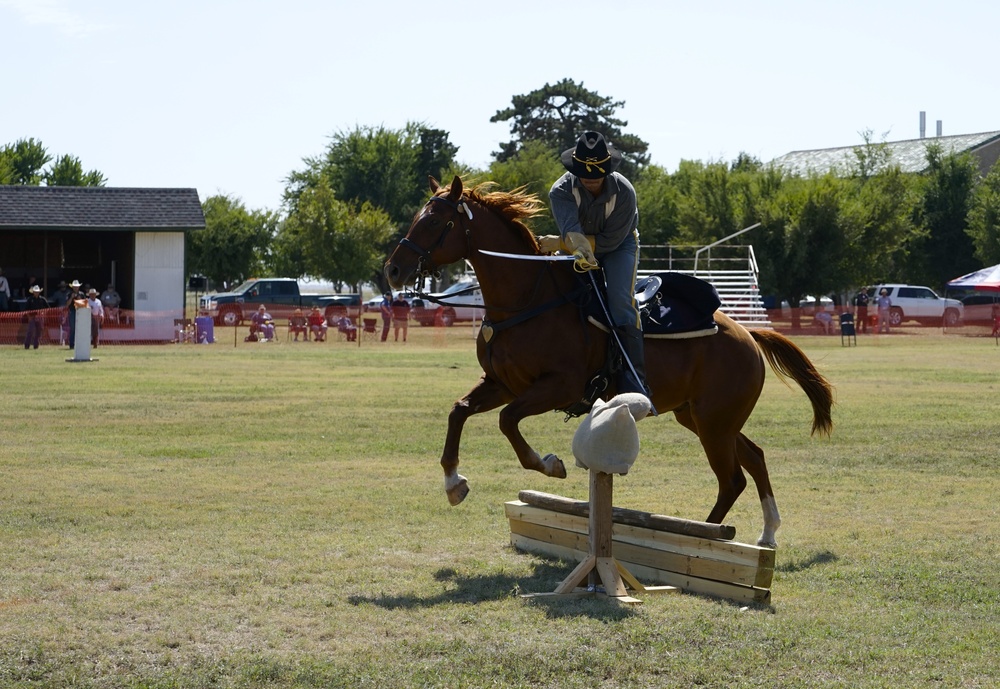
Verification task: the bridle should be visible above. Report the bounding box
[395,194,474,285]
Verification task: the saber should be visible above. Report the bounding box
[479,249,578,261]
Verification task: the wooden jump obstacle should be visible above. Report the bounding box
[506,477,776,605]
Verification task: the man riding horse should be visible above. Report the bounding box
[539,131,653,407]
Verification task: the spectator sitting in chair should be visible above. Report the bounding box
[250,304,275,341]
[100,283,121,323]
[289,308,308,341]
[334,314,357,342]
[309,306,330,342]
[813,310,834,335]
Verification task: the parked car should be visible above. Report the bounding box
[798,295,834,314]
[363,291,420,313]
[779,295,834,315]
[867,284,963,327]
[199,278,360,326]
[411,281,485,326]
[960,293,1000,325]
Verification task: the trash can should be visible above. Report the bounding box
[195,316,215,343]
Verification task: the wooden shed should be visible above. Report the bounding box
[0,186,205,343]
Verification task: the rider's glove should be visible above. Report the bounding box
[537,235,562,254]
[564,232,598,270]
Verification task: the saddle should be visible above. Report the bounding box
[586,272,721,336]
[563,272,721,420]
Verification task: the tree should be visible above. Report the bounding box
[0,148,15,184]
[44,154,106,187]
[485,139,564,236]
[839,164,920,286]
[632,164,680,246]
[188,195,277,287]
[286,122,457,228]
[283,122,458,287]
[967,160,1000,265]
[491,78,649,178]
[753,174,846,319]
[911,145,979,288]
[2,138,51,185]
[277,180,395,291]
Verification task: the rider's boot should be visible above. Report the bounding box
[617,325,657,416]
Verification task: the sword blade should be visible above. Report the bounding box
[478,249,578,261]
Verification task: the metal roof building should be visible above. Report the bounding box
[771,130,1000,177]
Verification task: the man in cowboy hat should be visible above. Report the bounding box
[542,131,653,404]
[87,288,105,347]
[24,284,49,349]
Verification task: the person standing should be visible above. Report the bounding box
[50,281,71,308]
[86,288,105,347]
[66,280,85,348]
[0,267,10,311]
[379,292,392,342]
[23,285,48,349]
[542,131,652,405]
[391,293,410,342]
[876,288,892,333]
[854,287,870,334]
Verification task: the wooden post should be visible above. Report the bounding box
[523,471,676,605]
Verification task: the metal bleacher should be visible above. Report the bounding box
[638,239,772,330]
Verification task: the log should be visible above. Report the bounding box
[518,490,736,541]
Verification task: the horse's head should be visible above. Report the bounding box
[385,176,473,290]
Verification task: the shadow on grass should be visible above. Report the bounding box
[347,562,637,621]
[776,549,838,573]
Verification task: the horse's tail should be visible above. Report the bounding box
[749,329,834,437]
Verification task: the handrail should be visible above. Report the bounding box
[693,223,761,275]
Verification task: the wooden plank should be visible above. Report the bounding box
[507,502,774,571]
[595,557,628,597]
[513,533,769,605]
[614,521,776,572]
[511,534,771,604]
[519,490,737,540]
[624,560,771,605]
[554,555,596,594]
[510,517,770,589]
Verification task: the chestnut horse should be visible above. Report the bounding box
[385,177,832,547]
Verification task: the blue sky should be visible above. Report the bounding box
[4,0,999,212]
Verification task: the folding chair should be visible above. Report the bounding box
[839,312,856,347]
[361,317,378,342]
[287,317,309,342]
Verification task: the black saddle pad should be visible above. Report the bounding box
[587,271,720,335]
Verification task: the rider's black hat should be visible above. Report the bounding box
[561,131,622,179]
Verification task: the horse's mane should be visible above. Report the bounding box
[440,180,543,251]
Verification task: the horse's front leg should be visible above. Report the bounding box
[497,379,569,481]
[442,376,508,506]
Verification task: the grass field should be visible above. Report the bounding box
[1,326,998,688]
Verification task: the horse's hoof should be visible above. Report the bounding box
[446,477,470,506]
[541,453,567,479]
[757,536,777,549]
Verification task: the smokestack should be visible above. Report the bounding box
[920,111,926,139]
[936,120,943,137]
